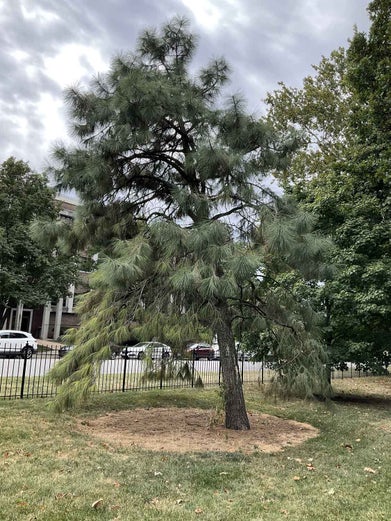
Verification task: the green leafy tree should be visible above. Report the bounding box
[266,47,352,188]
[50,18,331,428]
[265,0,391,371]
[0,157,78,328]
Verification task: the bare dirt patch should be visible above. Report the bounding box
[78,408,319,454]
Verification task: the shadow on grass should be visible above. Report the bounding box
[332,393,391,408]
[71,387,221,416]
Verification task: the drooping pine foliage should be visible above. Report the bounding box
[50,18,332,425]
[51,205,332,409]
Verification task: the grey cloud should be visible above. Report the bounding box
[190,0,369,113]
[0,0,370,169]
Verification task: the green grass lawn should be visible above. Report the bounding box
[0,377,390,520]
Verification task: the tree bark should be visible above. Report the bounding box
[215,312,250,430]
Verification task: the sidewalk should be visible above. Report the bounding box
[37,339,64,351]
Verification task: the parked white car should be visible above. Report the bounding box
[121,341,172,360]
[0,330,38,358]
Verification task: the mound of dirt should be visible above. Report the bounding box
[78,408,319,454]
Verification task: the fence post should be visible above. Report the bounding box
[122,347,128,392]
[261,356,264,384]
[20,351,28,399]
[191,351,195,388]
[159,355,165,390]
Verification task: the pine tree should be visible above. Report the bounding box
[50,18,331,428]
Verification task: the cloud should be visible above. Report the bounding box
[0,0,370,170]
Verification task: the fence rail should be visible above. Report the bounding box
[0,351,375,400]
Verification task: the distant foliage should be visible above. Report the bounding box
[0,157,78,326]
[265,0,391,372]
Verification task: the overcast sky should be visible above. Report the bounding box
[1,0,371,172]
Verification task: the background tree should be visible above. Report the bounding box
[0,157,78,328]
[265,0,391,372]
[50,18,331,429]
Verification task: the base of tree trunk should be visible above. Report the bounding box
[217,315,251,431]
[224,410,251,430]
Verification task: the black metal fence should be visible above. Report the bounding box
[0,350,374,400]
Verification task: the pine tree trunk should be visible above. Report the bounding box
[215,313,250,430]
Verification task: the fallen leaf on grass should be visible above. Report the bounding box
[364,467,377,474]
[55,493,75,500]
[92,499,104,509]
[293,476,301,481]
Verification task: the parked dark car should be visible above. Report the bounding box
[58,345,74,358]
[186,342,215,361]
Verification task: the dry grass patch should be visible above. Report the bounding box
[332,375,391,397]
[77,407,319,454]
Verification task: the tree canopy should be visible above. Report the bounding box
[0,157,78,327]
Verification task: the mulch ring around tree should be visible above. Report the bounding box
[77,407,319,454]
